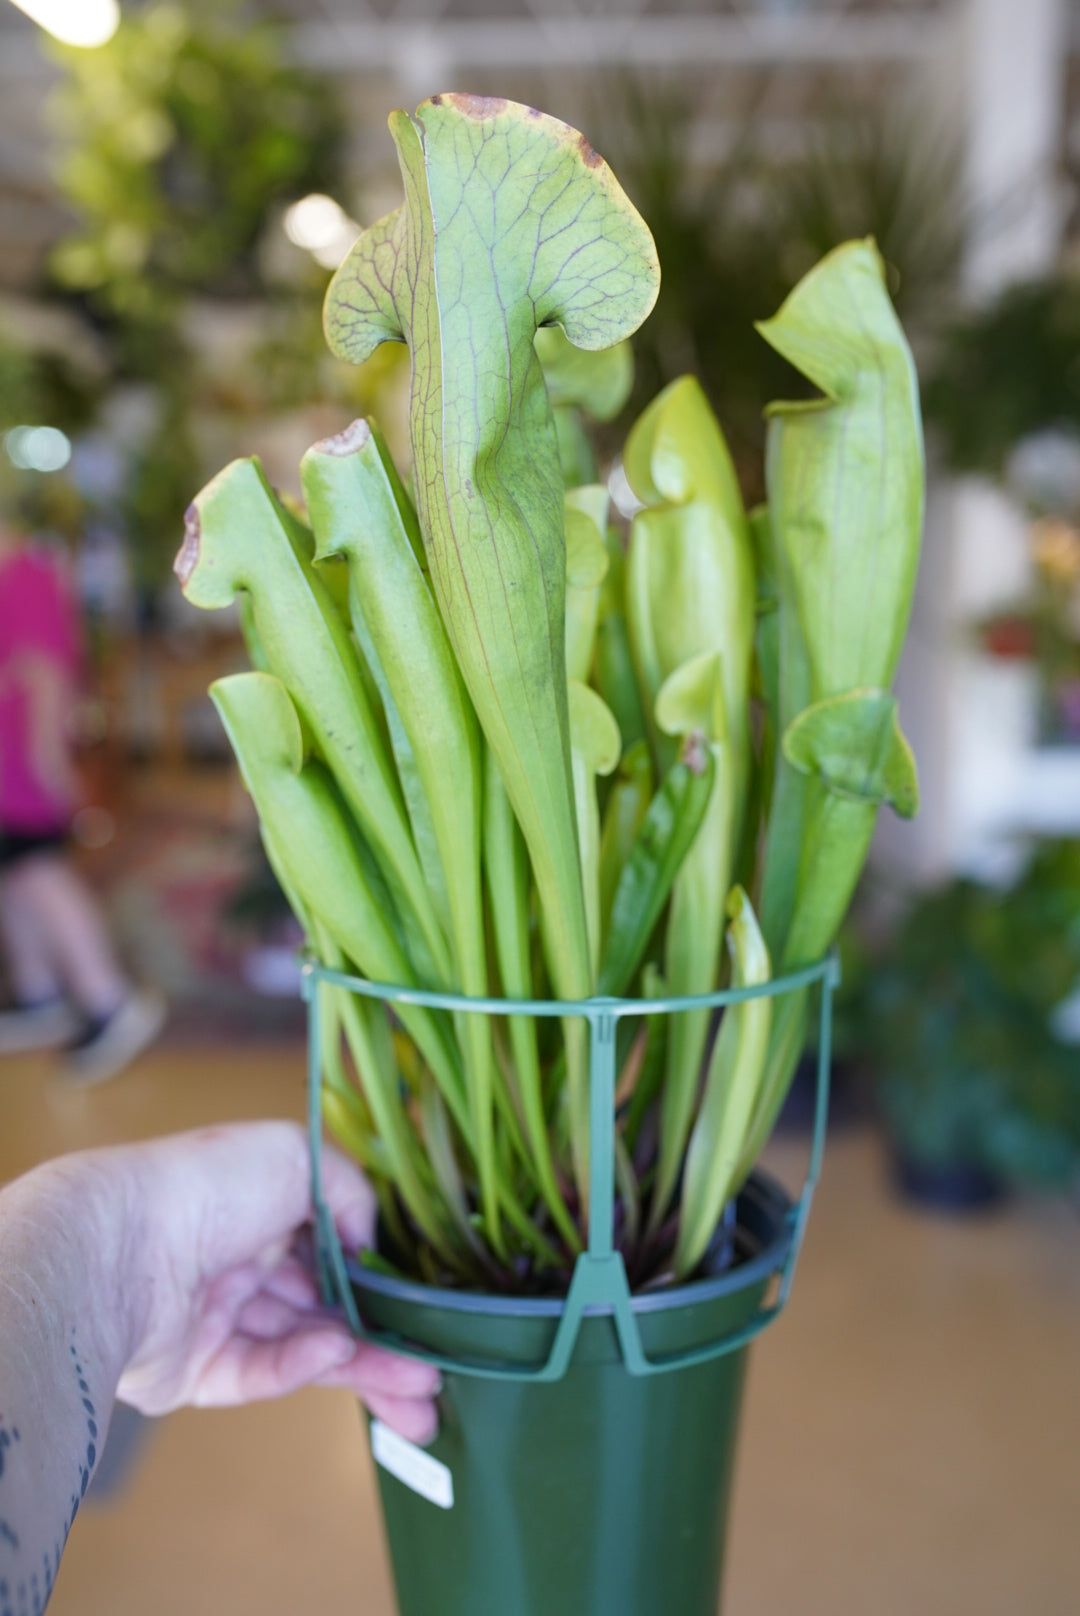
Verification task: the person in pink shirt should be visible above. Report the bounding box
[0,523,164,1080]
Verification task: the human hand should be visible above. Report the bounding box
[106,1120,439,1443]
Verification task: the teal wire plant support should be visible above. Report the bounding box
[303,955,840,1382]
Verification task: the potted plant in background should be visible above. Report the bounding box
[175,94,924,1616]
[860,840,1080,1209]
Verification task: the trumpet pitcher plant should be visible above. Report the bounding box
[178,95,923,1288]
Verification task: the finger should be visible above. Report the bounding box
[362,1391,440,1447]
[235,1292,307,1341]
[117,1261,271,1414]
[262,1254,320,1311]
[319,1142,378,1251]
[314,1340,442,1401]
[191,1320,358,1407]
[202,1260,272,1322]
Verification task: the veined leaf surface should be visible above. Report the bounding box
[324,94,659,1018]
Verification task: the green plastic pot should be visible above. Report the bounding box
[305,958,837,1615]
[346,1170,792,1616]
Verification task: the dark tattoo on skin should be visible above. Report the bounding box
[0,1417,21,1565]
[0,1332,100,1616]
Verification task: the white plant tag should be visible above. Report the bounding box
[371,1419,454,1510]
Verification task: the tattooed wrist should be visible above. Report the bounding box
[0,1155,138,1612]
[0,1329,100,1616]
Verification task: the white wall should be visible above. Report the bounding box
[875,0,1073,890]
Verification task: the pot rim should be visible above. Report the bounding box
[346,1168,793,1321]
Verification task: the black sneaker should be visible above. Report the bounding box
[0,997,79,1055]
[61,990,167,1086]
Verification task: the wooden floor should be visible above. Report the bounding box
[1,1039,1078,1615]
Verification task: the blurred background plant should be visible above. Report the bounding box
[46,0,344,346]
[922,278,1080,477]
[922,276,1080,749]
[594,80,965,496]
[853,840,1080,1199]
[30,0,364,598]
[0,323,100,437]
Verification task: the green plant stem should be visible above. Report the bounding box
[624,965,668,1154]
[675,887,771,1276]
[648,652,736,1233]
[564,486,611,683]
[483,749,581,1253]
[598,743,714,997]
[315,925,460,1266]
[596,532,648,752]
[301,422,506,1256]
[598,739,653,944]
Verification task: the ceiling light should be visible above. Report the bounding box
[8,0,120,49]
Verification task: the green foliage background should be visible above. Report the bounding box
[48,1,344,334]
[922,278,1080,475]
[25,2,350,590]
[593,83,964,496]
[863,842,1080,1190]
